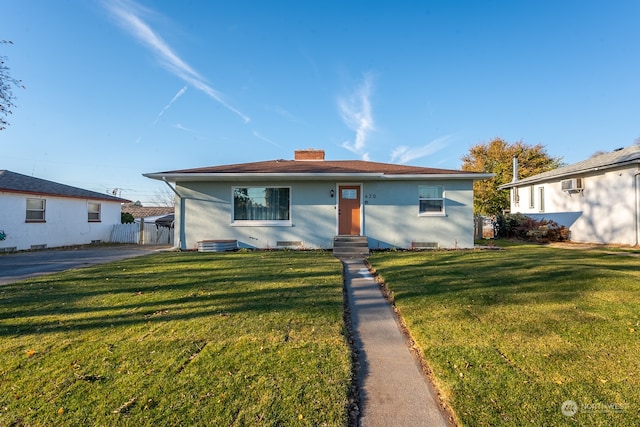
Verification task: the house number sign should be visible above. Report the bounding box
[364,193,376,204]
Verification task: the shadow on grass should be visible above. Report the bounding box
[0,252,343,337]
[372,247,640,302]
[369,246,640,341]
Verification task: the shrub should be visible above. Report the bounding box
[496,213,569,243]
[121,212,135,224]
[496,213,526,238]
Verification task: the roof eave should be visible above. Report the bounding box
[382,173,494,180]
[144,172,494,182]
[144,172,382,182]
[0,188,130,203]
[499,159,640,189]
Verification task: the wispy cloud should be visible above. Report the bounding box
[172,123,197,133]
[104,0,250,123]
[153,85,187,125]
[390,135,452,164]
[338,73,375,159]
[252,130,281,147]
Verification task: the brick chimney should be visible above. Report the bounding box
[294,149,325,161]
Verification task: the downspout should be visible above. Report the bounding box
[162,177,187,250]
[635,169,640,247]
[510,156,519,211]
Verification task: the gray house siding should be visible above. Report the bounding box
[174,179,476,250]
[360,180,475,249]
[176,181,336,250]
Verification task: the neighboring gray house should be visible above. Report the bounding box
[144,149,493,251]
[499,145,640,246]
[0,170,129,251]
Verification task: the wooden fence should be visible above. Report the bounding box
[474,216,496,240]
[110,222,174,246]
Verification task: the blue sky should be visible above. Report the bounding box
[2,0,639,205]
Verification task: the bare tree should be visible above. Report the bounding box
[152,187,176,207]
[0,41,25,130]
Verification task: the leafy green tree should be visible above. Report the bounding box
[1,41,24,130]
[121,212,135,224]
[461,138,563,216]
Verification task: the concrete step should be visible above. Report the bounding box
[333,248,370,257]
[334,235,369,244]
[333,236,370,258]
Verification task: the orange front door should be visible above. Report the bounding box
[338,185,361,235]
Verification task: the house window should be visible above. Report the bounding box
[88,202,101,222]
[26,198,46,222]
[233,187,291,225]
[418,185,445,215]
[529,186,535,209]
[341,189,358,199]
[539,187,545,212]
[513,187,520,206]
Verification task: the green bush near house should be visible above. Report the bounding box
[121,212,135,224]
[370,244,640,426]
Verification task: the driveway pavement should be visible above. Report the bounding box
[0,245,169,285]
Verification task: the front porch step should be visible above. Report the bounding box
[333,236,370,258]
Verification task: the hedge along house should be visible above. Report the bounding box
[143,149,493,252]
[0,170,129,251]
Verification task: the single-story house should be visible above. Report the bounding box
[143,149,493,251]
[0,170,129,251]
[499,145,640,246]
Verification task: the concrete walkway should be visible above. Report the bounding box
[342,258,452,427]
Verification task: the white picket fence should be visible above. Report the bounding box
[110,222,174,246]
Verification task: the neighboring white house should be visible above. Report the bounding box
[143,149,493,251]
[499,145,640,246]
[0,170,129,251]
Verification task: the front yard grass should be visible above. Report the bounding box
[370,244,640,426]
[0,251,351,426]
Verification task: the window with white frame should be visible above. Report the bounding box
[529,186,535,209]
[418,185,445,215]
[513,187,520,206]
[88,202,101,222]
[539,187,545,212]
[26,198,46,222]
[233,187,291,224]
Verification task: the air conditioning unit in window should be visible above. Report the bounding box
[561,178,584,191]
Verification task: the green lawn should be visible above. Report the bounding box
[0,251,351,426]
[369,243,640,426]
